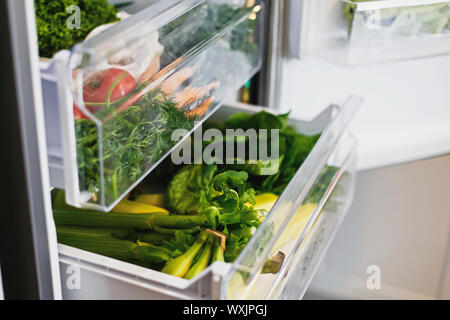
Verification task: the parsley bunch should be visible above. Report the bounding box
[35,0,119,58]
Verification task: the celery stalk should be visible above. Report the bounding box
[139,231,174,244]
[56,225,172,264]
[152,225,202,235]
[161,231,208,277]
[54,208,207,230]
[184,238,213,280]
[53,209,160,229]
[149,214,207,229]
[211,238,225,263]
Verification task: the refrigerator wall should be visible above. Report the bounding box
[279,2,450,298]
[306,156,450,300]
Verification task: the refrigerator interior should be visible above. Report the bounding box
[56,100,360,300]
[306,155,450,300]
[3,0,360,299]
[280,1,450,299]
[3,0,449,300]
[296,0,450,66]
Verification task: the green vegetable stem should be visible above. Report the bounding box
[56,225,172,265]
[53,207,208,230]
[211,238,225,263]
[184,237,214,280]
[161,231,209,278]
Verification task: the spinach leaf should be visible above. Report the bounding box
[225,111,290,130]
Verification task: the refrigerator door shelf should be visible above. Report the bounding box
[298,0,450,66]
[57,97,361,300]
[40,0,264,211]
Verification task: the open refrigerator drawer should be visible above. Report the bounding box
[299,0,450,65]
[40,0,263,211]
[57,96,361,300]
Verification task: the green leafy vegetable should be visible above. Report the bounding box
[35,0,119,58]
[161,231,209,278]
[76,90,195,204]
[54,107,327,278]
[184,237,213,279]
[165,164,218,215]
[217,110,321,194]
[56,225,173,266]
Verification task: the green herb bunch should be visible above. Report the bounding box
[76,90,194,204]
[35,0,119,58]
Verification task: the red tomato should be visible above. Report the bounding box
[73,68,137,119]
[73,105,86,120]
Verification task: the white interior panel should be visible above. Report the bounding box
[282,55,450,171]
[306,155,450,299]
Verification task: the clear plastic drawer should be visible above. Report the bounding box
[40,0,263,211]
[57,97,361,300]
[300,0,450,65]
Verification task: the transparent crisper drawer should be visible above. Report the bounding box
[57,97,361,300]
[300,0,450,65]
[40,0,263,211]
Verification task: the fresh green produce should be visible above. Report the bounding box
[53,205,208,230]
[221,111,321,194]
[54,208,159,229]
[112,198,168,214]
[161,231,209,278]
[184,237,213,279]
[35,0,119,58]
[36,0,257,208]
[254,193,279,213]
[137,231,174,245]
[343,0,450,35]
[76,89,195,203]
[54,109,332,280]
[166,165,263,229]
[211,238,225,263]
[56,225,172,266]
[165,164,218,215]
[134,194,165,207]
